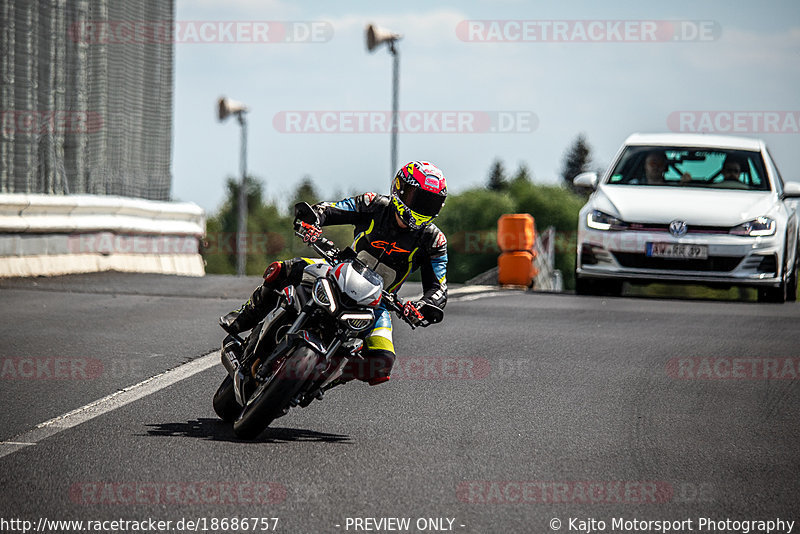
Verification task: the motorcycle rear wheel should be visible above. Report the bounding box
[233,346,319,440]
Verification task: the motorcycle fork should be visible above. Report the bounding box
[247,288,298,361]
[233,289,305,405]
[305,337,364,399]
[295,334,358,408]
[253,307,311,382]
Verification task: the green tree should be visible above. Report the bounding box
[560,133,593,193]
[511,163,532,185]
[435,189,516,283]
[284,176,355,258]
[203,175,292,275]
[508,182,585,289]
[487,159,508,191]
[289,175,321,208]
[203,161,587,289]
[435,171,585,287]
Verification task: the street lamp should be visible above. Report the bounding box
[217,96,249,276]
[365,23,403,177]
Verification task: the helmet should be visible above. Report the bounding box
[391,161,447,229]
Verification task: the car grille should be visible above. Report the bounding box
[612,252,744,272]
[626,223,730,235]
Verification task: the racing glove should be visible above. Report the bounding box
[296,220,322,243]
[402,300,425,326]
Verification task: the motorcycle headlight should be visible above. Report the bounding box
[730,216,776,237]
[587,210,628,231]
[312,278,337,313]
[339,312,375,332]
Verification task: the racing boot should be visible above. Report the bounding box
[219,261,286,334]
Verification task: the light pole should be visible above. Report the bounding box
[366,24,403,177]
[217,96,249,276]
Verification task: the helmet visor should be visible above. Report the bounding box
[397,184,445,217]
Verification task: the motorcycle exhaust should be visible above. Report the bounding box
[221,335,243,376]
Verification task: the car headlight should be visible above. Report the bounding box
[586,210,628,231]
[730,216,776,237]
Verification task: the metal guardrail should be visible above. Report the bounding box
[467,225,563,292]
[532,226,563,291]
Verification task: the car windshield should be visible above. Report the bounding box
[606,146,770,191]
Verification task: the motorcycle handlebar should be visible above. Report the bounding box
[294,227,442,329]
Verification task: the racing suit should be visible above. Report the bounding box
[220,192,448,384]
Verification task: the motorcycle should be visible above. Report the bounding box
[212,202,444,439]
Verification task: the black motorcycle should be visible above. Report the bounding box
[213,202,443,439]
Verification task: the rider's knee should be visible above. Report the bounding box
[342,349,394,385]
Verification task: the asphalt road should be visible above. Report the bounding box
[1,273,799,534]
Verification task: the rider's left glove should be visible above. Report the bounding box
[402,300,425,326]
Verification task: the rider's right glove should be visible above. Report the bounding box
[297,220,322,243]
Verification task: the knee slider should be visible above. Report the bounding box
[341,350,394,385]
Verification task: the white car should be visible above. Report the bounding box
[573,133,800,302]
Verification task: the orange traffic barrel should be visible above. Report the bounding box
[498,251,536,286]
[497,214,535,252]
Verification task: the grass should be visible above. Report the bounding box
[624,283,799,302]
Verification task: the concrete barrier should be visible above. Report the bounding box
[0,194,205,278]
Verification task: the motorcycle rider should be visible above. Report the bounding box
[220,161,449,386]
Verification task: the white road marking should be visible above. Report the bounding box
[448,285,498,296]
[409,285,521,303]
[451,291,511,302]
[0,351,219,459]
[0,287,513,459]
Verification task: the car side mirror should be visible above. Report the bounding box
[573,171,599,190]
[782,181,800,199]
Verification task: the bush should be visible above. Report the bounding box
[435,182,584,287]
[435,190,516,283]
[203,174,587,289]
[507,181,585,288]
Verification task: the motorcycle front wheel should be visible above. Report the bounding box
[232,346,320,440]
[212,375,240,422]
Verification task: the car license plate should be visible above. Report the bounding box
[646,242,708,259]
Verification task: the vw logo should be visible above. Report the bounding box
[669,220,688,237]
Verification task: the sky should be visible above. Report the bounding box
[171,0,800,215]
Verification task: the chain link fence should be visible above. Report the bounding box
[0,0,173,200]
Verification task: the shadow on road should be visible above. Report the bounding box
[143,418,352,444]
